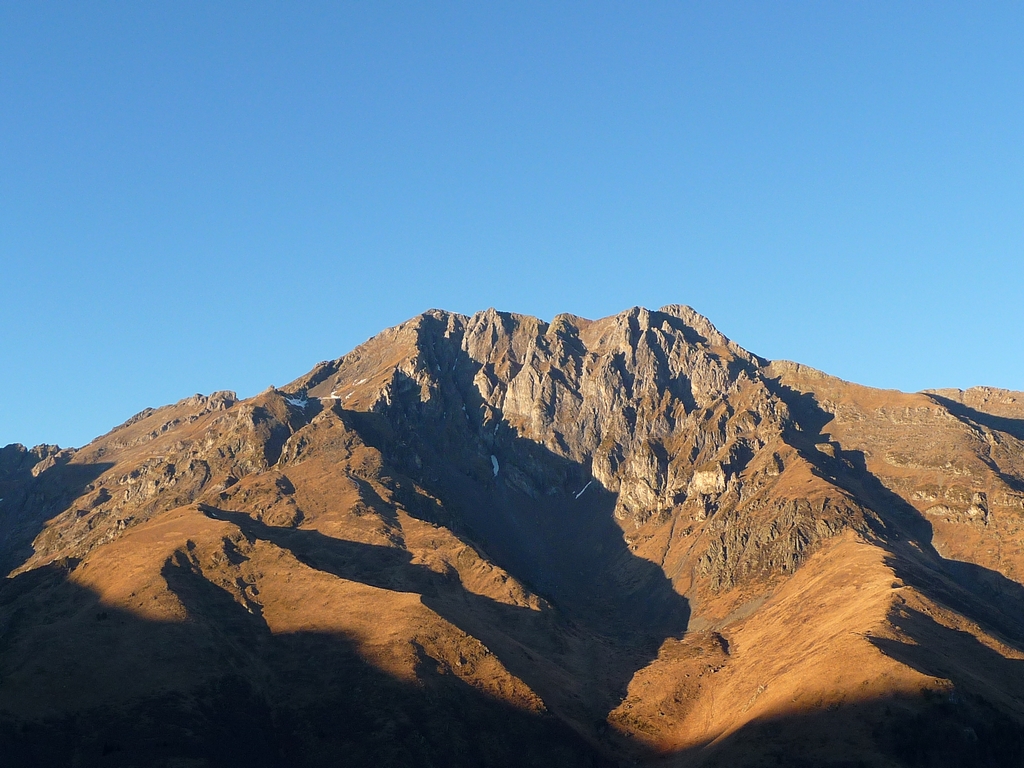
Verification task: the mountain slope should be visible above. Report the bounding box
[1,305,1022,766]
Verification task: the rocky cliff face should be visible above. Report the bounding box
[1,306,1023,767]
[287,306,880,601]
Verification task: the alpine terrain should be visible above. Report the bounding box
[2,305,1023,767]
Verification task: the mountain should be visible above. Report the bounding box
[1,305,1023,767]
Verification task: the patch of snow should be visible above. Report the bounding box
[284,397,308,408]
[491,455,499,477]
[574,481,593,500]
[356,378,367,385]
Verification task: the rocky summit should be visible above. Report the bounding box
[2,305,1024,767]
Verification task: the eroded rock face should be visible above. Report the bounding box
[0,390,308,574]
[284,305,877,602]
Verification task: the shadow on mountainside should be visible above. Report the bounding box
[675,688,1024,767]
[200,505,681,740]
[3,561,1023,767]
[301,322,695,728]
[334,415,692,715]
[925,394,1024,493]
[764,378,1024,648]
[870,607,1024,707]
[0,445,112,576]
[926,394,1024,443]
[717,606,1024,768]
[0,562,609,768]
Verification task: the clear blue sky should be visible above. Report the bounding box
[2,3,1022,449]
